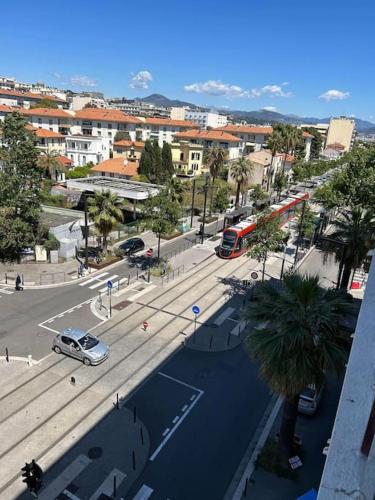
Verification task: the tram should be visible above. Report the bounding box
[218,192,309,258]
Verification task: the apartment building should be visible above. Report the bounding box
[138,117,196,147]
[214,124,273,153]
[90,157,139,180]
[174,129,241,160]
[20,107,74,135]
[170,107,188,121]
[32,128,66,155]
[73,108,142,145]
[171,141,204,177]
[70,95,107,110]
[113,140,145,159]
[299,122,329,145]
[184,110,228,129]
[109,98,170,118]
[325,117,356,152]
[0,88,67,109]
[65,135,111,166]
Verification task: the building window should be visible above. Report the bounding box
[84,143,88,150]
[97,122,101,128]
[49,119,53,125]
[108,132,112,137]
[98,131,101,136]
[180,152,184,161]
[71,142,76,149]
[38,118,42,124]
[82,155,86,163]
[108,123,112,129]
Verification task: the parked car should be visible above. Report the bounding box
[119,237,145,256]
[53,328,109,365]
[298,383,325,415]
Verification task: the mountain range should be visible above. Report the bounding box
[136,94,375,133]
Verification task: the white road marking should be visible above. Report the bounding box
[0,288,14,295]
[37,455,91,500]
[149,373,204,462]
[190,394,196,401]
[172,416,179,424]
[62,490,81,500]
[79,272,108,286]
[38,298,93,332]
[214,306,235,326]
[231,320,246,336]
[132,484,154,500]
[162,427,170,437]
[89,274,119,290]
[89,468,126,500]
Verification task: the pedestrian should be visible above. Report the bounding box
[15,274,23,291]
[143,321,149,332]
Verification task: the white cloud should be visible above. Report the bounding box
[319,89,350,101]
[184,80,292,99]
[69,75,97,88]
[262,106,277,112]
[184,80,248,98]
[129,70,153,89]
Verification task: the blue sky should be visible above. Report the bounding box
[1,0,374,121]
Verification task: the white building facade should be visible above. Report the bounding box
[138,118,196,147]
[184,110,228,129]
[65,135,111,166]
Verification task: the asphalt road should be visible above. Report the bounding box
[123,345,270,500]
[0,222,220,360]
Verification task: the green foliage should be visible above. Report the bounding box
[293,158,337,182]
[252,184,268,204]
[273,172,288,196]
[161,143,174,182]
[302,127,323,160]
[230,158,253,207]
[314,146,375,211]
[165,177,184,203]
[139,139,158,183]
[37,150,65,181]
[142,189,182,239]
[114,131,131,142]
[31,98,58,109]
[213,185,230,213]
[43,234,60,252]
[65,163,93,179]
[296,202,317,239]
[0,112,43,262]
[247,211,285,263]
[88,190,124,249]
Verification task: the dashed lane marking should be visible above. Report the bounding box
[132,484,154,500]
[162,427,170,437]
[89,274,119,290]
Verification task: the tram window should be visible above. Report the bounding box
[236,237,243,250]
[222,230,237,248]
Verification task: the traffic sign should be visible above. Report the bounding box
[250,272,259,280]
[107,280,113,289]
[192,305,200,315]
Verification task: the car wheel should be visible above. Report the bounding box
[83,357,91,366]
[54,346,62,354]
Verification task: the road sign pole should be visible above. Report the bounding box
[193,315,197,343]
[109,288,112,318]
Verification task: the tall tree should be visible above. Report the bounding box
[329,208,375,289]
[274,124,303,175]
[230,158,253,208]
[161,142,175,182]
[38,150,66,181]
[205,147,228,212]
[152,139,162,181]
[295,202,317,242]
[247,210,285,280]
[87,190,124,250]
[31,98,58,109]
[114,131,131,142]
[166,177,184,204]
[245,274,352,459]
[0,112,43,262]
[139,139,157,183]
[273,171,288,201]
[142,188,182,259]
[302,127,323,160]
[266,130,283,191]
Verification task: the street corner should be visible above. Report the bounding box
[27,406,150,500]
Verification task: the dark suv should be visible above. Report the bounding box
[119,238,145,256]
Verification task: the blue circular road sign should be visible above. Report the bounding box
[107,280,113,289]
[192,305,200,315]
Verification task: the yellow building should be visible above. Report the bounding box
[326,117,355,152]
[171,141,205,177]
[113,140,145,159]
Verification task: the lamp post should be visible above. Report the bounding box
[293,199,306,267]
[84,194,89,269]
[190,178,196,228]
[201,175,210,244]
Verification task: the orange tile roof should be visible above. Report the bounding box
[302,131,314,138]
[21,107,73,119]
[33,128,65,139]
[275,152,295,162]
[57,155,72,166]
[326,142,345,150]
[0,104,16,113]
[114,140,145,149]
[91,157,139,177]
[174,129,241,143]
[75,108,141,124]
[144,117,196,128]
[0,88,65,102]
[215,125,273,135]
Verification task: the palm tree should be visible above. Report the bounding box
[277,125,303,177]
[166,177,184,204]
[38,150,65,181]
[245,274,352,460]
[266,131,283,192]
[230,158,253,208]
[88,190,124,250]
[329,208,375,289]
[205,147,228,213]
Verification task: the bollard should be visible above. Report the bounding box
[140,427,144,445]
[136,269,139,280]
[28,354,32,366]
[117,278,120,291]
[133,406,137,423]
[113,474,117,498]
[209,335,213,350]
[132,451,136,470]
[147,269,150,283]
[21,273,24,285]
[227,331,231,347]
[5,347,9,363]
[5,272,7,284]
[116,393,119,410]
[70,376,76,385]
[128,274,130,286]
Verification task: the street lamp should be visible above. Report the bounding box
[200,175,210,244]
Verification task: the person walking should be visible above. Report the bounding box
[15,274,23,291]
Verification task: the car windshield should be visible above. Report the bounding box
[221,230,237,249]
[78,334,99,350]
[300,386,316,401]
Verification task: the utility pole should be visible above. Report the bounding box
[190,178,196,228]
[201,176,210,244]
[84,194,89,269]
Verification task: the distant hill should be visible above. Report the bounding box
[136,94,375,132]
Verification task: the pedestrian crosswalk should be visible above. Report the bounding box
[79,272,120,292]
[0,287,14,295]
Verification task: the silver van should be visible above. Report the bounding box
[53,328,109,366]
[298,383,324,415]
